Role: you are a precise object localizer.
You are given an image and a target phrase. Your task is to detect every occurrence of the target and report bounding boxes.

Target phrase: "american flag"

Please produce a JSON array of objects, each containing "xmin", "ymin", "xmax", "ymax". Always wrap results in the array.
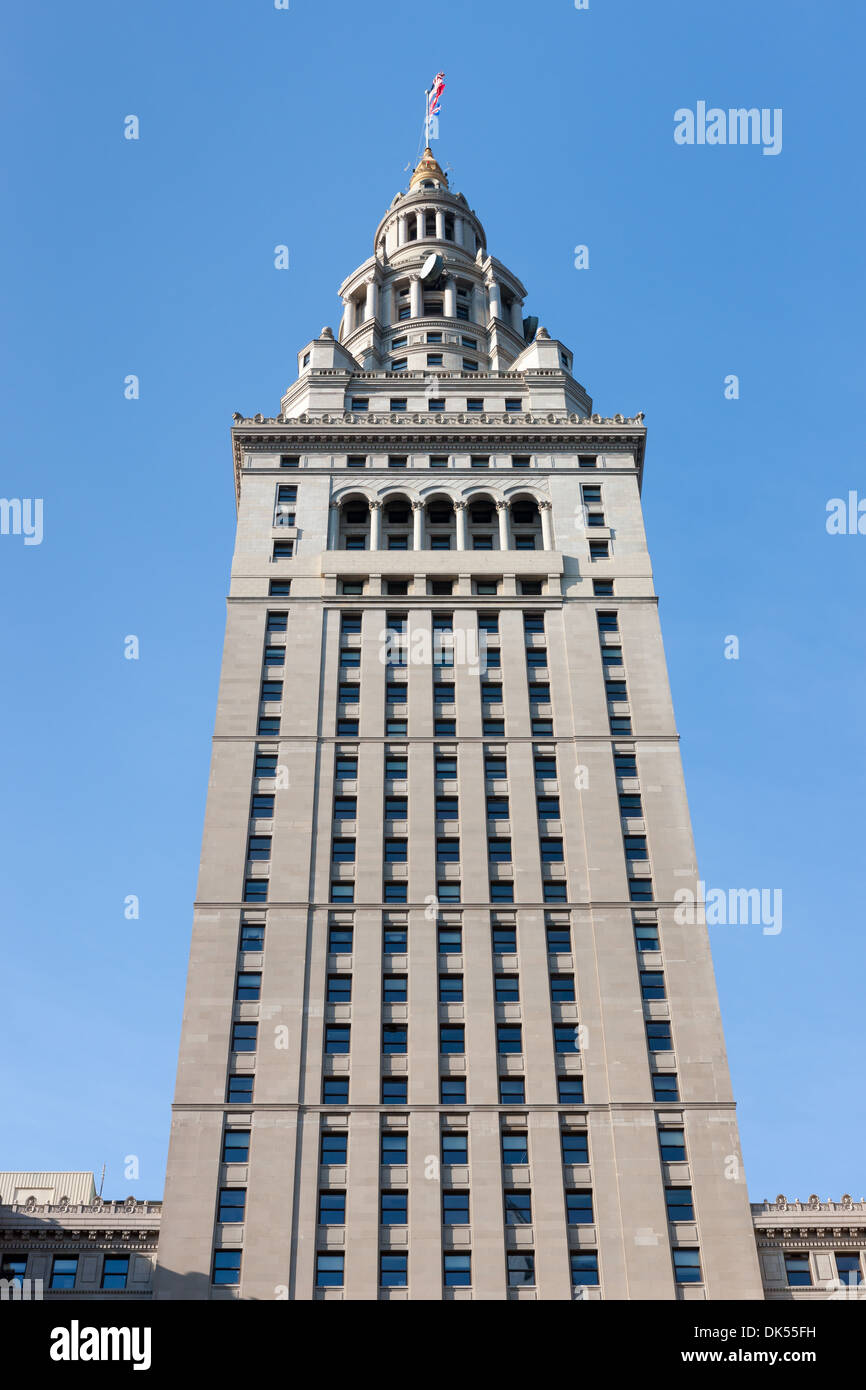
[{"xmin": 428, "ymin": 72, "xmax": 445, "ymax": 119}]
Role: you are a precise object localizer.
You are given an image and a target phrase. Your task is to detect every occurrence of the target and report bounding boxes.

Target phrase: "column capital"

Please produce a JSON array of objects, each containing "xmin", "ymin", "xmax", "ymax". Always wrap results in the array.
[
  {"xmin": 411, "ymin": 499, "xmax": 425, "ymax": 511},
  {"xmin": 453, "ymin": 499, "xmax": 467, "ymax": 510},
  {"xmin": 329, "ymin": 500, "xmax": 342, "ymax": 511},
  {"xmin": 368, "ymin": 498, "xmax": 382, "ymax": 510},
  {"xmin": 537, "ymin": 498, "xmax": 553, "ymax": 510},
  {"xmin": 495, "ymin": 499, "xmax": 509, "ymax": 511}
]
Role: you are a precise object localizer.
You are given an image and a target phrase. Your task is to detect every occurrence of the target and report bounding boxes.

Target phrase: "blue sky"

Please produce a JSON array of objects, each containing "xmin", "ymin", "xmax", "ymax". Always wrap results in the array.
[{"xmin": 0, "ymin": 0, "xmax": 862, "ymax": 1202}]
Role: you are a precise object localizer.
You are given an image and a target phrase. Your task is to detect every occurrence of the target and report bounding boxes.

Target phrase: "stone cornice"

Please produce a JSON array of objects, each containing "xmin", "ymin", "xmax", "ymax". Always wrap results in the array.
[{"xmin": 232, "ymin": 413, "xmax": 646, "ymax": 500}]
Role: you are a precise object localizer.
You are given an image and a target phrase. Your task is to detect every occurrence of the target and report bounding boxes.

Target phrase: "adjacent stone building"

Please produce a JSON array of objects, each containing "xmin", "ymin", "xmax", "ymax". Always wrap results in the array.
[{"xmin": 0, "ymin": 1173, "xmax": 160, "ymax": 1300}]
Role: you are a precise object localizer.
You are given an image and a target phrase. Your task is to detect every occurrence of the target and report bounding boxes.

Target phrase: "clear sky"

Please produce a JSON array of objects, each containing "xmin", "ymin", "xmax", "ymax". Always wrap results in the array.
[{"xmin": 1, "ymin": 0, "xmax": 863, "ymax": 1203}]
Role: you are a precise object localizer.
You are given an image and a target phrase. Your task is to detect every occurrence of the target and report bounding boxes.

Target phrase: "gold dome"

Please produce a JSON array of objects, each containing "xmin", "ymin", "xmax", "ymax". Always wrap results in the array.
[{"xmin": 410, "ymin": 147, "xmax": 449, "ymax": 191}]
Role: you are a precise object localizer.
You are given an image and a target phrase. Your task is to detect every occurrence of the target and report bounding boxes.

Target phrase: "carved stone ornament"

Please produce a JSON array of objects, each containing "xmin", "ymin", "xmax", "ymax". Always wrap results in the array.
[
  {"xmin": 124, "ymin": 1196, "xmax": 137, "ymax": 1213},
  {"xmin": 24, "ymin": 1196, "xmax": 37, "ymax": 1212},
  {"xmin": 775, "ymin": 1194, "xmax": 788, "ymax": 1210}
]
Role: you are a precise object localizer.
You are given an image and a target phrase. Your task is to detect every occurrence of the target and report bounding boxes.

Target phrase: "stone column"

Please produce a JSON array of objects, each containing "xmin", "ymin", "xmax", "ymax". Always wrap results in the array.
[
  {"xmin": 412, "ymin": 500, "xmax": 425, "ymax": 551},
  {"xmin": 454, "ymin": 500, "xmax": 467, "ymax": 551},
  {"xmin": 398, "ymin": 215, "xmax": 408, "ymax": 246},
  {"xmin": 328, "ymin": 502, "xmax": 340, "ymax": 550},
  {"xmin": 539, "ymin": 500, "xmax": 553, "ymax": 551},
  {"xmin": 410, "ymin": 275, "xmax": 423, "ymax": 319},
  {"xmin": 469, "ymin": 283, "xmax": 482, "ymax": 325},
  {"xmin": 415, "ymin": 210, "xmax": 424, "ymax": 240},
  {"xmin": 487, "ymin": 278, "xmax": 502, "ymax": 323},
  {"xmin": 369, "ymin": 501, "xmax": 382, "ymax": 551},
  {"xmin": 380, "ymin": 282, "xmax": 392, "ymax": 327},
  {"xmin": 342, "ymin": 297, "xmax": 356, "ymax": 335},
  {"xmin": 497, "ymin": 500, "xmax": 511, "ymax": 552},
  {"xmin": 435, "ymin": 209, "xmax": 445, "ymax": 240},
  {"xmin": 453, "ymin": 216, "xmax": 464, "ymax": 248},
  {"xmin": 443, "ymin": 276, "xmax": 456, "ymax": 319},
  {"xmin": 365, "ymin": 275, "xmax": 378, "ymax": 322},
  {"xmin": 510, "ymin": 298, "xmax": 524, "ymax": 334}
]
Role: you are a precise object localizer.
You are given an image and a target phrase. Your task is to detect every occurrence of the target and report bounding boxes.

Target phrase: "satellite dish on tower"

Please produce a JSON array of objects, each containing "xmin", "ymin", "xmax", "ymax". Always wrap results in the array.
[{"xmin": 420, "ymin": 253, "xmax": 443, "ymax": 283}]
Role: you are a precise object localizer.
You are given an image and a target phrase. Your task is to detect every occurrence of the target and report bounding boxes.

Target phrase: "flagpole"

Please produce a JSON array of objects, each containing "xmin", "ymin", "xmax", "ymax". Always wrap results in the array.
[{"xmin": 424, "ymin": 88, "xmax": 429, "ymax": 147}]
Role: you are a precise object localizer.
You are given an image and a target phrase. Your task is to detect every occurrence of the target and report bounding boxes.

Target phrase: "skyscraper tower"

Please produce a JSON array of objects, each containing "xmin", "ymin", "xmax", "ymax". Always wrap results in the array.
[{"xmin": 155, "ymin": 146, "xmax": 763, "ymax": 1301}]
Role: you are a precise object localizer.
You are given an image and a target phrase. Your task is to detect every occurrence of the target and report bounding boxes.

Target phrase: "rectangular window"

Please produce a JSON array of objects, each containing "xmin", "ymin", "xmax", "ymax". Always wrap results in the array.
[
  {"xmin": 427, "ymin": 353, "xmax": 443, "ymax": 366},
  {"xmin": 435, "ymin": 755, "xmax": 458, "ymax": 779},
  {"xmin": 554, "ymin": 1023, "xmax": 579, "ymax": 1052},
  {"xmin": 347, "ymin": 455, "xmax": 367, "ymax": 469},
  {"xmin": 383, "ymin": 881, "xmax": 408, "ymax": 902},
  {"xmin": 383, "ymin": 974, "xmax": 407, "ymax": 1002},
  {"xmin": 437, "ymin": 837, "xmax": 460, "ymax": 862},
  {"xmin": 505, "ymin": 400, "xmax": 523, "ymax": 413},
  {"xmin": 247, "ymin": 836, "xmax": 271, "ymax": 861},
  {"xmin": 507, "ymin": 1252, "xmax": 534, "ymax": 1288},
  {"xmin": 565, "ymin": 1190, "xmax": 594, "ymax": 1225},
  {"xmin": 389, "ymin": 399, "xmax": 407, "ymax": 412},
  {"xmin": 443, "ymin": 1191, "xmax": 470, "ymax": 1225},
  {"xmin": 504, "ymin": 1190, "xmax": 532, "ymax": 1225},
  {"xmin": 385, "ymin": 796, "xmax": 408, "ymax": 818},
  {"xmin": 390, "ymin": 358, "xmax": 408, "ymax": 372},
  {"xmin": 550, "ymin": 973, "xmax": 575, "ymax": 1002},
  {"xmin": 383, "ymin": 1024, "xmax": 408, "ymax": 1055},
  {"xmin": 647, "ymin": 1021, "xmax": 672, "ymax": 1052},
  {"xmin": 571, "ymin": 1252, "xmax": 599, "ymax": 1285},
  {"xmin": 466, "ymin": 397, "xmax": 483, "ymax": 411},
  {"xmin": 597, "ymin": 610, "xmax": 619, "ymax": 632},
  {"xmin": 217, "ymin": 1189, "xmax": 246, "ymax": 1225},
  {"xmin": 235, "ymin": 972, "xmax": 261, "ymax": 1001},
  {"xmin": 443, "ymin": 1253, "xmax": 472, "ymax": 1287},
  {"xmin": 383, "ymin": 923, "xmax": 407, "ymax": 953},
  {"xmin": 589, "ymin": 539, "xmax": 609, "ymax": 560},
  {"xmin": 223, "ymin": 1129, "xmax": 251, "ymax": 1163},
  {"xmin": 492, "ymin": 925, "xmax": 517, "ymax": 954},
  {"xmin": 382, "ymin": 1133, "xmax": 408, "ymax": 1165},
  {"xmin": 327, "ymin": 974, "xmax": 352, "ymax": 1003},
  {"xmin": 436, "ymin": 796, "xmax": 459, "ymax": 819},
  {"xmin": 546, "ymin": 924, "xmax": 571, "ymax": 953},
  {"xmin": 268, "ymin": 580, "xmax": 290, "ymax": 596},
  {"xmin": 441, "ymin": 1077, "xmax": 466, "ymax": 1103},
  {"xmin": 321, "ymin": 1132, "xmax": 348, "ymax": 1165},
  {"xmin": 330, "ymin": 881, "xmax": 354, "ymax": 902},
  {"xmin": 280, "ymin": 455, "xmax": 300, "ymax": 468},
  {"xmin": 227, "ymin": 1074, "xmax": 254, "ymax": 1104},
  {"xmin": 440, "ymin": 1025, "xmax": 465, "ymax": 1054},
  {"xmin": 499, "ymin": 1077, "xmax": 525, "ymax": 1103},
  {"xmin": 561, "ymin": 1131, "xmax": 589, "ymax": 1164},
  {"xmin": 487, "ymin": 797, "xmax": 509, "ymax": 820},
  {"xmin": 634, "ymin": 922, "xmax": 659, "ymax": 952},
  {"xmin": 382, "ymin": 1078, "xmax": 407, "ymax": 1107},
  {"xmin": 614, "ymin": 752, "xmax": 637, "ymax": 776},
  {"xmin": 497, "ymin": 1026, "xmax": 523, "ymax": 1055},
  {"xmin": 324, "ymin": 1025, "xmax": 351, "ymax": 1054},
  {"xmin": 384, "ymin": 838, "xmax": 408, "ymax": 863},
  {"xmin": 381, "ymin": 1191, "xmax": 408, "ymax": 1225},
  {"xmin": 388, "ymin": 455, "xmax": 408, "ymax": 469},
  {"xmin": 442, "ymin": 1132, "xmax": 468, "ymax": 1165},
  {"xmin": 502, "ymin": 1132, "xmax": 529, "ymax": 1165},
  {"xmin": 557, "ymin": 1077, "xmax": 584, "ymax": 1103},
  {"xmin": 50, "ymin": 1256, "xmax": 78, "ymax": 1290},
  {"xmin": 231, "ymin": 1023, "xmax": 258, "ymax": 1053},
  {"xmin": 673, "ymin": 1250, "xmax": 703, "ymax": 1285},
  {"xmin": 439, "ymin": 973, "xmax": 464, "ymax": 1002},
  {"xmin": 488, "ymin": 837, "xmax": 512, "ymax": 863},
  {"xmin": 266, "ymin": 611, "xmax": 288, "ymax": 633},
  {"xmin": 322, "ymin": 1077, "xmax": 349, "ymax": 1103},
  {"xmin": 629, "ymin": 879, "xmax": 654, "ymax": 902},
  {"xmin": 640, "ymin": 970, "xmax": 665, "ymax": 999},
  {"xmin": 494, "ymin": 974, "xmax": 520, "ymax": 1002},
  {"xmin": 659, "ymin": 1129, "xmax": 686, "ymax": 1162},
  {"xmin": 243, "ymin": 879, "xmax": 267, "ymax": 903},
  {"xmin": 212, "ymin": 1251, "xmax": 242, "ymax": 1286},
  {"xmin": 438, "ymin": 926, "xmax": 462, "ymax": 955},
  {"xmin": 665, "ymin": 1187, "xmax": 695, "ymax": 1223},
  {"xmin": 316, "ymin": 1253, "xmax": 344, "ymax": 1287},
  {"xmin": 652, "ymin": 1073, "xmax": 679, "ymax": 1102}
]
